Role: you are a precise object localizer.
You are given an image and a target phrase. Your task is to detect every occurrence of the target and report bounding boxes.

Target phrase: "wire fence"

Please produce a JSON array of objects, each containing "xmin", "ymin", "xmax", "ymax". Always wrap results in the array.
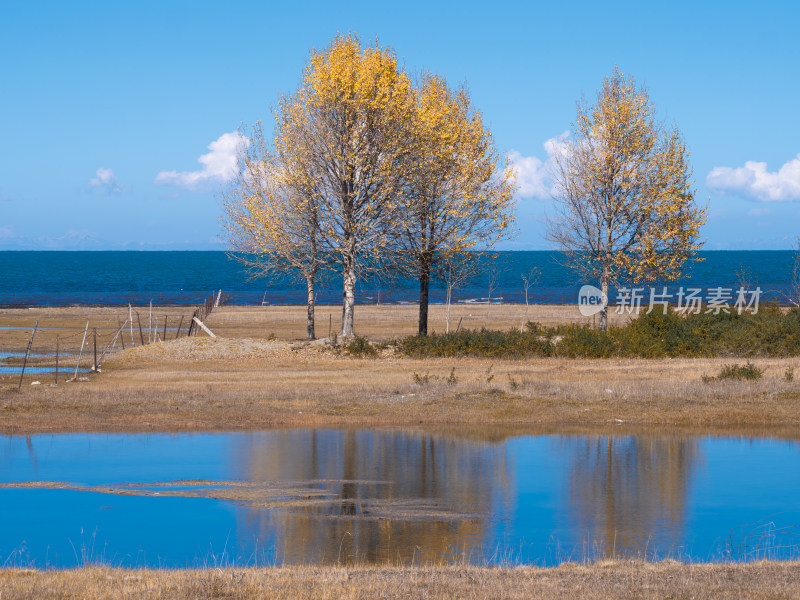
[{"xmin": 2, "ymin": 291, "xmax": 229, "ymax": 389}]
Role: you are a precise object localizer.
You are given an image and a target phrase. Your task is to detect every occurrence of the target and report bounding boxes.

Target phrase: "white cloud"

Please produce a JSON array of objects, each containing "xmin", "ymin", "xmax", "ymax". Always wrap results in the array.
[
  {"xmin": 89, "ymin": 168, "xmax": 121, "ymax": 193},
  {"xmin": 155, "ymin": 131, "xmax": 248, "ymax": 192},
  {"xmin": 706, "ymin": 153, "xmax": 800, "ymax": 202},
  {"xmin": 508, "ymin": 132, "xmax": 570, "ymax": 199}
]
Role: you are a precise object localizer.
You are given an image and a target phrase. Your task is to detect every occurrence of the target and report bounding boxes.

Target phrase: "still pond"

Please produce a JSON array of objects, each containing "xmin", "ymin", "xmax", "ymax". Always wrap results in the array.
[{"xmin": 1, "ymin": 429, "xmax": 798, "ymax": 567}]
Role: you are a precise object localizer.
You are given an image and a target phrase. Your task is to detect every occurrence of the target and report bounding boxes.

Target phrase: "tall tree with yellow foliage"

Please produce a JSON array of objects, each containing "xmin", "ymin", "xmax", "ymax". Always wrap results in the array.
[
  {"xmin": 547, "ymin": 67, "xmax": 706, "ymax": 330},
  {"xmin": 396, "ymin": 74, "xmax": 516, "ymax": 335},
  {"xmin": 275, "ymin": 34, "xmax": 414, "ymax": 338}
]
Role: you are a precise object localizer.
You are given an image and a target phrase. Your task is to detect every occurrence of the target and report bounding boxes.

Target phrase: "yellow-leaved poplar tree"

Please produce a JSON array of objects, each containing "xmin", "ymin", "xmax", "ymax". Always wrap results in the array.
[
  {"xmin": 276, "ymin": 34, "xmax": 414, "ymax": 338},
  {"xmin": 547, "ymin": 67, "xmax": 706, "ymax": 330},
  {"xmin": 396, "ymin": 74, "xmax": 516, "ymax": 335}
]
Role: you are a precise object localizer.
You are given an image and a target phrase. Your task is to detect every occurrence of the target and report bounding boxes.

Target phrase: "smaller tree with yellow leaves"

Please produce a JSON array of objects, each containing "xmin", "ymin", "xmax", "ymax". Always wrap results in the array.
[
  {"xmin": 221, "ymin": 122, "xmax": 323, "ymax": 339},
  {"xmin": 395, "ymin": 74, "xmax": 516, "ymax": 335},
  {"xmin": 547, "ymin": 67, "xmax": 706, "ymax": 330}
]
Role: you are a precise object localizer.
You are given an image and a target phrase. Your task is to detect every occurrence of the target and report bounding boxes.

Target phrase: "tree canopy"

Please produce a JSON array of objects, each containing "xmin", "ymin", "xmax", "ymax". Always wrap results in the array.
[
  {"xmin": 223, "ymin": 34, "xmax": 515, "ymax": 338},
  {"xmin": 547, "ymin": 67, "xmax": 706, "ymax": 330}
]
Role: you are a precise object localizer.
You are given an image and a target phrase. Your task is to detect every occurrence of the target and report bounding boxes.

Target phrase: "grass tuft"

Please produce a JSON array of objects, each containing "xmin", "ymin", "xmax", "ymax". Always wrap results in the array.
[{"xmin": 702, "ymin": 362, "xmax": 764, "ymax": 383}]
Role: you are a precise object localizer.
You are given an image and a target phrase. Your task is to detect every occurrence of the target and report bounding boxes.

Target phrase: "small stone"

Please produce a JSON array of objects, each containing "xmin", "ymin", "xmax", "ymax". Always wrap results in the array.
[{"xmin": 31, "ymin": 381, "xmax": 40, "ymax": 385}]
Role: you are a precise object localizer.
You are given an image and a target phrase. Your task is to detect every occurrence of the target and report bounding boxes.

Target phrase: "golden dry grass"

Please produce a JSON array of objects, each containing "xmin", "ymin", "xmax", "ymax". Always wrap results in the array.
[
  {"xmin": 0, "ymin": 303, "xmax": 625, "ymax": 352},
  {"xmin": 2, "ymin": 305, "xmax": 799, "ymax": 435},
  {"xmin": 2, "ymin": 561, "xmax": 800, "ymax": 599}
]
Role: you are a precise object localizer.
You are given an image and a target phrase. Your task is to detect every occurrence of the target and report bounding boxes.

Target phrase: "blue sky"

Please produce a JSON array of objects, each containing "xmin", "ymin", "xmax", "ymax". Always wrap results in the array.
[{"xmin": 1, "ymin": 0, "xmax": 798, "ymax": 250}]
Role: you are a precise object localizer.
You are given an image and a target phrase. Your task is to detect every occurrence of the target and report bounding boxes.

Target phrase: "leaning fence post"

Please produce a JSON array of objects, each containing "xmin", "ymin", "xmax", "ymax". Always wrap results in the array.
[
  {"xmin": 175, "ymin": 316, "xmax": 183, "ymax": 338},
  {"xmin": 93, "ymin": 328, "xmax": 97, "ymax": 371},
  {"xmin": 73, "ymin": 321, "xmax": 89, "ymax": 381},
  {"xmin": 17, "ymin": 320, "xmax": 38, "ymax": 392},
  {"xmin": 192, "ymin": 316, "xmax": 216, "ymax": 339},
  {"xmin": 99, "ymin": 321, "xmax": 125, "ymax": 366}
]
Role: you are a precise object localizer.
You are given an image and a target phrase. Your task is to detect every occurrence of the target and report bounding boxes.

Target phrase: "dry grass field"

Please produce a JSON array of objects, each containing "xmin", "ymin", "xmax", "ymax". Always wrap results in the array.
[
  {"xmin": 1, "ymin": 304, "xmax": 799, "ymax": 435},
  {"xmin": 2, "ymin": 561, "xmax": 800, "ymax": 599}
]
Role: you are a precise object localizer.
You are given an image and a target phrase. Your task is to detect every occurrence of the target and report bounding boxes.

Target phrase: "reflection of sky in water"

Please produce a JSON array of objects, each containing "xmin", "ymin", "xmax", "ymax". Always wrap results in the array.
[
  {"xmin": 1, "ymin": 431, "xmax": 799, "ymax": 567},
  {"xmin": 0, "ymin": 353, "xmax": 89, "ymax": 374}
]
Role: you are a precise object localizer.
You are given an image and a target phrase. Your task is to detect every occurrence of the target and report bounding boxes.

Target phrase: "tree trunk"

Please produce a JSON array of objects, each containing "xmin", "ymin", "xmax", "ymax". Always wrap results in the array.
[
  {"xmin": 445, "ymin": 284, "xmax": 453, "ymax": 334},
  {"xmin": 599, "ymin": 267, "xmax": 609, "ymax": 331},
  {"xmin": 341, "ymin": 262, "xmax": 356, "ymax": 338},
  {"xmin": 417, "ymin": 254, "xmax": 432, "ymax": 336},
  {"xmin": 306, "ymin": 275, "xmax": 316, "ymax": 340}
]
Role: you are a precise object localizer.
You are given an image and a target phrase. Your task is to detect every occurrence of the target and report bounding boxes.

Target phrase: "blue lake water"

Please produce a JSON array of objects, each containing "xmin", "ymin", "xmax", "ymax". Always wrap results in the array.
[
  {"xmin": 0, "ymin": 353, "xmax": 88, "ymax": 375},
  {"xmin": 0, "ymin": 250, "xmax": 795, "ymax": 306},
  {"xmin": 1, "ymin": 429, "xmax": 799, "ymax": 568}
]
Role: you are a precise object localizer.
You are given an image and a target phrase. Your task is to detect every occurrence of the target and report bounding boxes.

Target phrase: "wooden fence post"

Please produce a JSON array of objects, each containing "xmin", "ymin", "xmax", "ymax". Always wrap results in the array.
[
  {"xmin": 175, "ymin": 316, "xmax": 183, "ymax": 338},
  {"xmin": 17, "ymin": 320, "xmax": 38, "ymax": 392},
  {"xmin": 55, "ymin": 334, "xmax": 59, "ymax": 384},
  {"xmin": 93, "ymin": 328, "xmax": 97, "ymax": 371},
  {"xmin": 192, "ymin": 317, "xmax": 217, "ymax": 339},
  {"xmin": 129, "ymin": 304, "xmax": 135, "ymax": 347},
  {"xmin": 136, "ymin": 312, "xmax": 145, "ymax": 345},
  {"xmin": 74, "ymin": 321, "xmax": 89, "ymax": 380}
]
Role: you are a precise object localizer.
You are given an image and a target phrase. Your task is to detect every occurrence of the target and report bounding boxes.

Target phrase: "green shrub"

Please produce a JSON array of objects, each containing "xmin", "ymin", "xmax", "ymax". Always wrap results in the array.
[
  {"xmin": 557, "ymin": 325, "xmax": 616, "ymax": 358},
  {"xmin": 344, "ymin": 335, "xmax": 378, "ymax": 357},
  {"xmin": 615, "ymin": 310, "xmax": 697, "ymax": 357},
  {"xmin": 398, "ymin": 307, "xmax": 800, "ymax": 360},
  {"xmin": 399, "ymin": 328, "xmax": 553, "ymax": 359}
]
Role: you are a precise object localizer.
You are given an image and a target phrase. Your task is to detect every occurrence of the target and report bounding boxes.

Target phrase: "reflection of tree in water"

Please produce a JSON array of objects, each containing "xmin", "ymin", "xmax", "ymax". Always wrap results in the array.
[
  {"xmin": 561, "ymin": 435, "xmax": 697, "ymax": 559},
  {"xmin": 232, "ymin": 429, "xmax": 513, "ymax": 564}
]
